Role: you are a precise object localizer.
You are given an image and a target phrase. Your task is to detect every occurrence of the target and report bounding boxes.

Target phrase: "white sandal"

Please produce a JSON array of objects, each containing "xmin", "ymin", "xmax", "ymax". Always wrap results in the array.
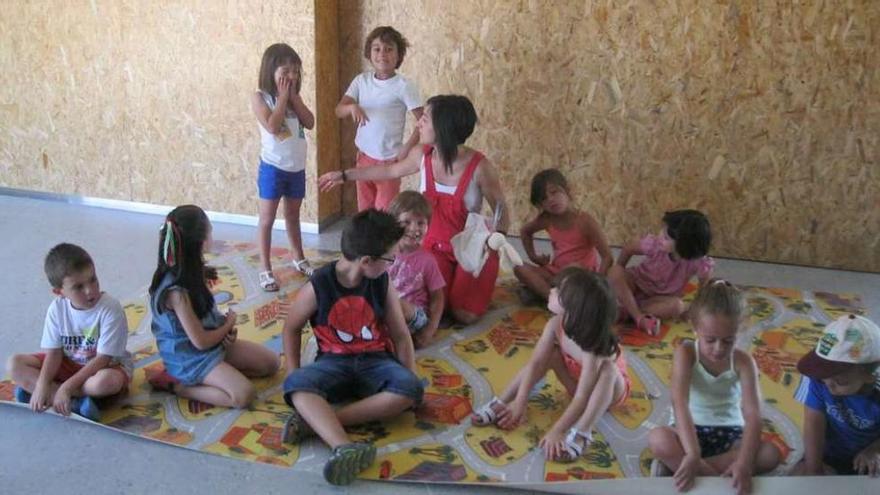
[
  {"xmin": 259, "ymin": 270, "xmax": 279, "ymax": 292},
  {"xmin": 471, "ymin": 396, "xmax": 505, "ymax": 426},
  {"xmin": 292, "ymin": 258, "xmax": 314, "ymax": 277},
  {"xmin": 555, "ymin": 428, "xmax": 593, "ymax": 463}
]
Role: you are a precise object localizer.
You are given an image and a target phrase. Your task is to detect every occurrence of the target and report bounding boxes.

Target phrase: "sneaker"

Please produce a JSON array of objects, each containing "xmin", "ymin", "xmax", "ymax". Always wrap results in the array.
[
  {"xmin": 72, "ymin": 396, "xmax": 101, "ymax": 422},
  {"xmin": 323, "ymin": 442, "xmax": 377, "ymax": 486},
  {"xmin": 13, "ymin": 386, "xmax": 31, "ymax": 404}
]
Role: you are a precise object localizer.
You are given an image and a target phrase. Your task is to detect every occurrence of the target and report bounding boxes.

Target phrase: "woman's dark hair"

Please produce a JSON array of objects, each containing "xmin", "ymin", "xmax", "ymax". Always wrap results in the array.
[
  {"xmin": 663, "ymin": 209, "xmax": 712, "ymax": 260},
  {"xmin": 426, "ymin": 95, "xmax": 477, "ymax": 174},
  {"xmin": 364, "ymin": 26, "xmax": 409, "ymax": 69},
  {"xmin": 258, "ymin": 43, "xmax": 302, "ymax": 96},
  {"xmin": 340, "ymin": 209, "xmax": 405, "ymax": 261},
  {"xmin": 556, "ymin": 267, "xmax": 619, "ymax": 357},
  {"xmin": 529, "ymin": 168, "xmax": 570, "ymax": 207},
  {"xmin": 149, "ymin": 205, "xmax": 215, "ymax": 318}
]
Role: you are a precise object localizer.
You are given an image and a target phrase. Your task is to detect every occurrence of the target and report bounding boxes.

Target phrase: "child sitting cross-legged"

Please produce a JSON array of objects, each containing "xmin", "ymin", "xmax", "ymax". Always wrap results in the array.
[{"xmin": 280, "ymin": 209, "xmax": 424, "ymax": 486}]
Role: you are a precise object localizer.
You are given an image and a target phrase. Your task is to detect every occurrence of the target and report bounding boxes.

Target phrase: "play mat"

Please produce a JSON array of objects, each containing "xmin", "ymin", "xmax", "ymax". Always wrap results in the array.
[{"xmin": 0, "ymin": 241, "xmax": 867, "ymax": 486}]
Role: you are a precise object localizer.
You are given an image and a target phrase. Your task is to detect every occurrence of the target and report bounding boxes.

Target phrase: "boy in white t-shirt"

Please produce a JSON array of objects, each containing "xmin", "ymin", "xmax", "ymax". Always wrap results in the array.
[
  {"xmin": 6, "ymin": 243, "xmax": 132, "ymax": 421},
  {"xmin": 336, "ymin": 26, "xmax": 424, "ymax": 211}
]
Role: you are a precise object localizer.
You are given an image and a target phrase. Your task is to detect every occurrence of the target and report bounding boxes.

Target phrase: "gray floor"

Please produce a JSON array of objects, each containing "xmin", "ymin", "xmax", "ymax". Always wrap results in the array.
[{"xmin": 0, "ymin": 195, "xmax": 877, "ymax": 494}]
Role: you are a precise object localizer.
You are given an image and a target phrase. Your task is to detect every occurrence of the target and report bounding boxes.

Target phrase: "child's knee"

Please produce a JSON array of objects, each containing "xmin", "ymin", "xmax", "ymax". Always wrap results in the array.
[
  {"xmin": 648, "ymin": 427, "xmax": 676, "ymax": 455},
  {"xmin": 7, "ymin": 354, "xmax": 32, "ymax": 376},
  {"xmin": 757, "ymin": 442, "xmax": 782, "ymax": 472},
  {"xmin": 451, "ymin": 308, "xmax": 479, "ymax": 325},
  {"xmin": 672, "ymin": 299, "xmax": 687, "ymax": 318},
  {"xmin": 230, "ymin": 383, "xmax": 257, "ymax": 409}
]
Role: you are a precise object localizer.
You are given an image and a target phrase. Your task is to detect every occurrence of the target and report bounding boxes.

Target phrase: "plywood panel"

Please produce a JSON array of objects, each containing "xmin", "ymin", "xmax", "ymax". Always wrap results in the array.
[
  {"xmin": 1, "ymin": 0, "xmax": 320, "ymax": 223},
  {"xmin": 338, "ymin": 0, "xmax": 880, "ymax": 272}
]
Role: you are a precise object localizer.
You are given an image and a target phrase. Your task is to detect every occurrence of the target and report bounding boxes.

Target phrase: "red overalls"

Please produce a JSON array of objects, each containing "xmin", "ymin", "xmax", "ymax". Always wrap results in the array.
[{"xmin": 421, "ymin": 147, "xmax": 500, "ymax": 317}]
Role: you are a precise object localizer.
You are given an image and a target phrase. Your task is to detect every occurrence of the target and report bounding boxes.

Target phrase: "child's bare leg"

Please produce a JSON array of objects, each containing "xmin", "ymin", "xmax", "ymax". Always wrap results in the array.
[
  {"xmin": 224, "ymin": 339, "xmax": 279, "ymax": 378},
  {"xmin": 334, "ymin": 391, "xmax": 415, "ymax": 426},
  {"xmin": 642, "ymin": 296, "xmax": 686, "ymax": 321},
  {"xmin": 81, "ymin": 368, "xmax": 127, "ymax": 398},
  {"xmin": 704, "ymin": 441, "xmax": 781, "ymax": 474},
  {"xmin": 282, "ymin": 197, "xmax": 305, "ymax": 261},
  {"xmin": 648, "ymin": 426, "xmax": 719, "ymax": 474},
  {"xmin": 292, "ymin": 391, "xmax": 351, "ymax": 448},
  {"xmin": 258, "ymin": 198, "xmax": 281, "ymax": 272},
  {"xmin": 570, "ymin": 359, "xmax": 625, "ymax": 434},
  {"xmin": 513, "ymin": 265, "xmax": 554, "ymax": 299},
  {"xmin": 176, "ymin": 362, "xmax": 256, "ymax": 408},
  {"xmin": 607, "ymin": 265, "xmax": 644, "ymax": 321},
  {"xmin": 7, "ymin": 354, "xmax": 50, "ymax": 393}
]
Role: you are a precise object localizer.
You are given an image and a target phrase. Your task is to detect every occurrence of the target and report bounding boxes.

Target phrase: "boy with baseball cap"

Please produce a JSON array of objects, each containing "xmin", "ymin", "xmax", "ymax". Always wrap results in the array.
[{"xmin": 793, "ymin": 314, "xmax": 880, "ymax": 476}]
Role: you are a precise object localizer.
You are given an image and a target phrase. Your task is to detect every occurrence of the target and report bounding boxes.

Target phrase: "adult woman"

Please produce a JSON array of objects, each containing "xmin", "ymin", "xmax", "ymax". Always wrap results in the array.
[{"xmin": 320, "ymin": 95, "xmax": 510, "ymax": 324}]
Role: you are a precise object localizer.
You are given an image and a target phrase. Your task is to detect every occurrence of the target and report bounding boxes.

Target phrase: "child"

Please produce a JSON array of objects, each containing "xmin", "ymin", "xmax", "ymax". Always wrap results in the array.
[
  {"xmin": 7, "ymin": 243, "xmax": 132, "ymax": 421},
  {"xmin": 280, "ymin": 209, "xmax": 423, "ymax": 485},
  {"xmin": 251, "ymin": 43, "xmax": 316, "ymax": 291},
  {"xmin": 648, "ymin": 280, "xmax": 780, "ymax": 494},
  {"xmin": 335, "ymin": 26, "xmax": 423, "ymax": 211},
  {"xmin": 608, "ymin": 209, "xmax": 715, "ymax": 335},
  {"xmin": 792, "ymin": 314, "xmax": 880, "ymax": 476},
  {"xmin": 515, "ymin": 169, "xmax": 613, "ymax": 300},
  {"xmin": 387, "ymin": 191, "xmax": 445, "ymax": 348},
  {"xmin": 471, "ymin": 267, "xmax": 631, "ymax": 463},
  {"xmin": 148, "ymin": 205, "xmax": 279, "ymax": 408}
]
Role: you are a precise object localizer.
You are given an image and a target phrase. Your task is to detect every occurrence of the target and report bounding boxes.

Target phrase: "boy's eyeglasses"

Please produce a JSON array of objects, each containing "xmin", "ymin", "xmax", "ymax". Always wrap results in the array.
[{"xmin": 376, "ymin": 256, "xmax": 396, "ymax": 264}]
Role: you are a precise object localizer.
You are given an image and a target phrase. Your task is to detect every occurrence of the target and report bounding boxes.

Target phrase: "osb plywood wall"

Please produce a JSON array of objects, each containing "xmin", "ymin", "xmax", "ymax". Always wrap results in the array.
[
  {"xmin": 0, "ymin": 1, "xmax": 322, "ymax": 223},
  {"xmin": 338, "ymin": 0, "xmax": 880, "ymax": 272}
]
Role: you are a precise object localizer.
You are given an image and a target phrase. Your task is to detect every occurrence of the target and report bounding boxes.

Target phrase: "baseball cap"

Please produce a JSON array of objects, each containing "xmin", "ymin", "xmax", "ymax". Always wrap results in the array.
[{"xmin": 797, "ymin": 314, "xmax": 880, "ymax": 379}]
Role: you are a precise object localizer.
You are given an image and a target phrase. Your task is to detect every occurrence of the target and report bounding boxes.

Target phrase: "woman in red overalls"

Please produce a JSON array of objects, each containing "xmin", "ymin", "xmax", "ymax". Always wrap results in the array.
[{"xmin": 319, "ymin": 95, "xmax": 510, "ymax": 324}]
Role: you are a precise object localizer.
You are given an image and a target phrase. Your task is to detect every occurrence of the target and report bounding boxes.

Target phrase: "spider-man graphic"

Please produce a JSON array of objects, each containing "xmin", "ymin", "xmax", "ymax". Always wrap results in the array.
[{"xmin": 313, "ymin": 295, "xmax": 389, "ymax": 354}]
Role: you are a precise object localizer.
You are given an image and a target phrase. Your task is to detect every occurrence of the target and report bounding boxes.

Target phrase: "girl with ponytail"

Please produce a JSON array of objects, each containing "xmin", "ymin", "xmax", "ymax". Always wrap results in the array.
[{"xmin": 148, "ymin": 205, "xmax": 278, "ymax": 408}]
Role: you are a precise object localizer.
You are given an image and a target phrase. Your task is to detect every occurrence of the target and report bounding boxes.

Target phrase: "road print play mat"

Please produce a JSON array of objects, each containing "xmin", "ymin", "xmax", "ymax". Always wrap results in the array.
[{"xmin": 0, "ymin": 241, "xmax": 866, "ymax": 485}]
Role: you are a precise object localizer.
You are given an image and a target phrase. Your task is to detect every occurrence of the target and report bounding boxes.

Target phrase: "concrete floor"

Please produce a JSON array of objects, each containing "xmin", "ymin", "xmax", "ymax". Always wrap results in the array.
[{"xmin": 0, "ymin": 194, "xmax": 877, "ymax": 494}]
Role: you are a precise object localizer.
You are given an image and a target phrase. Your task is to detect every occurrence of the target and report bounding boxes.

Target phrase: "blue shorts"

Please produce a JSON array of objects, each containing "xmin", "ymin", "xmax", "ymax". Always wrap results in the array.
[
  {"xmin": 407, "ymin": 306, "xmax": 429, "ymax": 333},
  {"xmin": 695, "ymin": 425, "xmax": 743, "ymax": 458},
  {"xmin": 283, "ymin": 352, "xmax": 424, "ymax": 406},
  {"xmin": 257, "ymin": 161, "xmax": 305, "ymax": 200}
]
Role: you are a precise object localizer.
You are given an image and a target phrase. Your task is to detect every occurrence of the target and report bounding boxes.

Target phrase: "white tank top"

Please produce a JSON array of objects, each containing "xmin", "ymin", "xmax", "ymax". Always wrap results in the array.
[
  {"xmin": 688, "ymin": 340, "xmax": 744, "ymax": 426},
  {"xmin": 257, "ymin": 91, "xmax": 307, "ymax": 172},
  {"xmin": 418, "ymin": 154, "xmax": 483, "ymax": 212}
]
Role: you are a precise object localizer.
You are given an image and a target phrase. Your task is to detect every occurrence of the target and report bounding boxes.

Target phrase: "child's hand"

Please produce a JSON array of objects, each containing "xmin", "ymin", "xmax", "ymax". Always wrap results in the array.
[
  {"xmin": 277, "ymin": 77, "xmax": 291, "ymax": 103},
  {"xmin": 538, "ymin": 428, "xmax": 566, "ymax": 460},
  {"xmin": 52, "ymin": 385, "xmax": 73, "ymax": 416},
  {"xmin": 673, "ymin": 453, "xmax": 699, "ymax": 492},
  {"xmin": 531, "ymin": 253, "xmax": 551, "ymax": 266},
  {"xmin": 349, "ymin": 104, "xmax": 369, "ymax": 126},
  {"xmin": 222, "ymin": 327, "xmax": 238, "ymax": 348},
  {"xmin": 29, "ymin": 383, "xmax": 51, "ymax": 413},
  {"xmin": 224, "ymin": 310, "xmax": 238, "ymax": 330},
  {"xmin": 854, "ymin": 444, "xmax": 880, "ymax": 477},
  {"xmin": 723, "ymin": 459, "xmax": 753, "ymax": 495}
]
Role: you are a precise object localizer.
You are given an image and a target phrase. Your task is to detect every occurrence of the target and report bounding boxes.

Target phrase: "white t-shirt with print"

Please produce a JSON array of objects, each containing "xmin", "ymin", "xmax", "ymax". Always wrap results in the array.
[
  {"xmin": 345, "ymin": 71, "xmax": 422, "ymax": 160},
  {"xmin": 40, "ymin": 293, "xmax": 133, "ymax": 375}
]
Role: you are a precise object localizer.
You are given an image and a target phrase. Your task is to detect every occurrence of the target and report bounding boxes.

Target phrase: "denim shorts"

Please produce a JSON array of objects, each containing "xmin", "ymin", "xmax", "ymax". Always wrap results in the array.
[
  {"xmin": 283, "ymin": 352, "xmax": 424, "ymax": 406},
  {"xmin": 695, "ymin": 425, "xmax": 743, "ymax": 458},
  {"xmin": 257, "ymin": 161, "xmax": 305, "ymax": 200},
  {"xmin": 407, "ymin": 306, "xmax": 429, "ymax": 333}
]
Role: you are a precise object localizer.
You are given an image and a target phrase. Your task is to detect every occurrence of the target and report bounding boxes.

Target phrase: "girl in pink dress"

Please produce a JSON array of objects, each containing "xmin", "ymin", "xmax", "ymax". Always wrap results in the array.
[
  {"xmin": 515, "ymin": 169, "xmax": 613, "ymax": 300},
  {"xmin": 608, "ymin": 210, "xmax": 715, "ymax": 335}
]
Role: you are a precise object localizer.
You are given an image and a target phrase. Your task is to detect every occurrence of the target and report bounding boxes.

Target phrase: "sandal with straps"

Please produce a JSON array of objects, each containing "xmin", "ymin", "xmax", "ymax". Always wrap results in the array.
[
  {"xmin": 259, "ymin": 270, "xmax": 279, "ymax": 292},
  {"xmin": 637, "ymin": 314, "xmax": 661, "ymax": 336},
  {"xmin": 292, "ymin": 258, "xmax": 314, "ymax": 277},
  {"xmin": 554, "ymin": 427, "xmax": 593, "ymax": 463},
  {"xmin": 470, "ymin": 396, "xmax": 506, "ymax": 427}
]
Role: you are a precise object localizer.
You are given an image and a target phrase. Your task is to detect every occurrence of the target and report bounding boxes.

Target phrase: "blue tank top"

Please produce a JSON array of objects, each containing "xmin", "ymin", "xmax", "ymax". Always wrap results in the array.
[{"xmin": 150, "ymin": 272, "xmax": 226, "ymax": 386}]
